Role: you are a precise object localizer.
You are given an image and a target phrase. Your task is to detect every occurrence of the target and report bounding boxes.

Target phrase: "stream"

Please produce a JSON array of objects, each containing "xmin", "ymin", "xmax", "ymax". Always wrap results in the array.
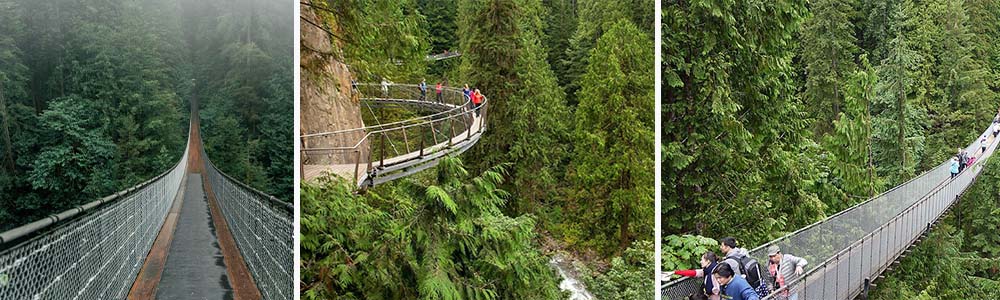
[{"xmin": 549, "ymin": 254, "xmax": 595, "ymax": 300}]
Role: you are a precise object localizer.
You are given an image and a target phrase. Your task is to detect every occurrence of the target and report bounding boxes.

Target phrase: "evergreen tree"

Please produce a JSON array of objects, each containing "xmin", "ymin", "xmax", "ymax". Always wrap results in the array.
[
  {"xmin": 801, "ymin": 0, "xmax": 860, "ymax": 135},
  {"xmin": 825, "ymin": 55, "xmax": 882, "ymax": 206},
  {"xmin": 872, "ymin": 0, "xmax": 926, "ymax": 184},
  {"xmin": 570, "ymin": 20, "xmax": 653, "ymax": 251},
  {"xmin": 300, "ymin": 157, "xmax": 562, "ymax": 299}
]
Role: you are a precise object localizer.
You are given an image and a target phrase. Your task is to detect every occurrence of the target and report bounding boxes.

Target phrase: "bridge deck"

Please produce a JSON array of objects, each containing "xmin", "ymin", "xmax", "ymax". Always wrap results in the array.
[
  {"xmin": 303, "ymin": 108, "xmax": 483, "ymax": 184},
  {"xmin": 156, "ymin": 173, "xmax": 234, "ymax": 299}
]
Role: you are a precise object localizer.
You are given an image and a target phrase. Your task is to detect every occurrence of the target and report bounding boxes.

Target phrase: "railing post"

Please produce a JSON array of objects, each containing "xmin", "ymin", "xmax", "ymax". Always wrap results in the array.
[
  {"xmin": 465, "ymin": 109, "xmax": 472, "ymax": 141},
  {"xmin": 380, "ymin": 133, "xmax": 386, "ymax": 168},
  {"xmin": 431, "ymin": 120, "xmax": 439, "ymax": 145},
  {"xmin": 862, "ymin": 278, "xmax": 871, "ymax": 300},
  {"xmin": 353, "ymin": 150, "xmax": 361, "ymax": 184},
  {"xmin": 449, "ymin": 117, "xmax": 456, "ymax": 148},
  {"xmin": 402, "ymin": 128, "xmax": 411, "ymax": 153},
  {"xmin": 419, "ymin": 124, "xmax": 426, "ymax": 157}
]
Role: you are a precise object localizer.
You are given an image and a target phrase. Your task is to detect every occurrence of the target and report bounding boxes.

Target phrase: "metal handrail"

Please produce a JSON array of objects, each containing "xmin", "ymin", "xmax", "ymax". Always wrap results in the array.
[
  {"xmin": 661, "ymin": 116, "xmax": 999, "ymax": 299},
  {"xmin": 301, "ymin": 83, "xmax": 482, "ymax": 138},
  {"xmin": 0, "ymin": 122, "xmax": 193, "ymax": 246},
  {"xmin": 300, "ymin": 82, "xmax": 489, "ymax": 187}
]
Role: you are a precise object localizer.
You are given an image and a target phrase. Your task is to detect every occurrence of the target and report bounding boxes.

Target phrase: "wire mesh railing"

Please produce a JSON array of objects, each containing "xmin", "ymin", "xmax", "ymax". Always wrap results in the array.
[
  {"xmin": 202, "ymin": 146, "xmax": 293, "ymax": 300},
  {"xmin": 661, "ymin": 120, "xmax": 999, "ymax": 300},
  {"xmin": 300, "ymin": 83, "xmax": 488, "ymax": 187},
  {"xmin": 0, "ymin": 128, "xmax": 190, "ymax": 300}
]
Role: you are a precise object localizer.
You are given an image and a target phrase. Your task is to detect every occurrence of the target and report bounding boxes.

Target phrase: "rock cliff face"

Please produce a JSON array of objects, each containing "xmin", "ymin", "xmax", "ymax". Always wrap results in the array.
[{"xmin": 299, "ymin": 1, "xmax": 366, "ymax": 165}]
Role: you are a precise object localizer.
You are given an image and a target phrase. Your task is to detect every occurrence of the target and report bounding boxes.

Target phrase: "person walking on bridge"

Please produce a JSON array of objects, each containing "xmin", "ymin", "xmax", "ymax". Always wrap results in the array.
[
  {"xmin": 663, "ymin": 251, "xmax": 723, "ymax": 300},
  {"xmin": 713, "ymin": 263, "xmax": 759, "ymax": 300},
  {"xmin": 981, "ymin": 135, "xmax": 988, "ymax": 154},
  {"xmin": 419, "ymin": 79, "xmax": 428, "ymax": 100},
  {"xmin": 951, "ymin": 156, "xmax": 960, "ymax": 179},
  {"xmin": 381, "ymin": 78, "xmax": 390, "ymax": 98},
  {"xmin": 766, "ymin": 245, "xmax": 807, "ymax": 300},
  {"xmin": 436, "ymin": 82, "xmax": 443, "ymax": 103},
  {"xmin": 958, "ymin": 148, "xmax": 969, "ymax": 172},
  {"xmin": 472, "ymin": 89, "xmax": 483, "ymax": 116}
]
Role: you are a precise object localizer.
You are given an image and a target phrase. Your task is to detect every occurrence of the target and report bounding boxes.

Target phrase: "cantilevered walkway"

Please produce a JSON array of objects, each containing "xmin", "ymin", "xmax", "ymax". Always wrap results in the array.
[{"xmin": 301, "ymin": 83, "xmax": 487, "ymax": 188}]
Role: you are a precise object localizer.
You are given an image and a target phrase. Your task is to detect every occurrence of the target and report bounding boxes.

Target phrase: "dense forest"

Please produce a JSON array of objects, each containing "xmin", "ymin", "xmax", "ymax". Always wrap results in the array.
[
  {"xmin": 0, "ymin": 0, "xmax": 291, "ymax": 232},
  {"xmin": 300, "ymin": 0, "xmax": 654, "ymax": 299},
  {"xmin": 663, "ymin": 0, "xmax": 1000, "ymax": 296}
]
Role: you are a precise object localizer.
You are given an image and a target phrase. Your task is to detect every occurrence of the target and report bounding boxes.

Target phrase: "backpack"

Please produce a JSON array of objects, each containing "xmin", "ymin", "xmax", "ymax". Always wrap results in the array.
[{"xmin": 728, "ymin": 256, "xmax": 770, "ymax": 297}]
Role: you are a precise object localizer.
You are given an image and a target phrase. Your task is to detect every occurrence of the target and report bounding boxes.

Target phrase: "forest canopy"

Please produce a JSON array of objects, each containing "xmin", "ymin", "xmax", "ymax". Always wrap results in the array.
[
  {"xmin": 0, "ymin": 0, "xmax": 292, "ymax": 231},
  {"xmin": 300, "ymin": 0, "xmax": 654, "ymax": 298}
]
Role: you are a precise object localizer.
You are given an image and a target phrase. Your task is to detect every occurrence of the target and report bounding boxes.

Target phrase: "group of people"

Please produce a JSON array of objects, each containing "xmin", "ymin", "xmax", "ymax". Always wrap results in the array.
[
  {"xmin": 664, "ymin": 237, "xmax": 808, "ymax": 300},
  {"xmin": 420, "ymin": 79, "xmax": 484, "ymax": 115},
  {"xmin": 418, "ymin": 78, "xmax": 446, "ymax": 102}
]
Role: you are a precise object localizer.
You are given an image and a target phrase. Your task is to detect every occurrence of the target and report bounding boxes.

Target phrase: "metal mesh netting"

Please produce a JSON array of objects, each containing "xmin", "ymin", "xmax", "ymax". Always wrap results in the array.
[
  {"xmin": 202, "ymin": 147, "xmax": 293, "ymax": 300},
  {"xmin": 662, "ymin": 122, "xmax": 998, "ymax": 300},
  {"xmin": 0, "ymin": 135, "xmax": 190, "ymax": 300}
]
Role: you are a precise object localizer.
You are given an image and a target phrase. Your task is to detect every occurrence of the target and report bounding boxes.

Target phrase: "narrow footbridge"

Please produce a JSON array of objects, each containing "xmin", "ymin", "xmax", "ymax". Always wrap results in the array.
[
  {"xmin": 300, "ymin": 83, "xmax": 487, "ymax": 188},
  {"xmin": 426, "ymin": 51, "xmax": 461, "ymax": 61},
  {"xmin": 0, "ymin": 102, "xmax": 293, "ymax": 299},
  {"xmin": 661, "ymin": 118, "xmax": 1000, "ymax": 300}
]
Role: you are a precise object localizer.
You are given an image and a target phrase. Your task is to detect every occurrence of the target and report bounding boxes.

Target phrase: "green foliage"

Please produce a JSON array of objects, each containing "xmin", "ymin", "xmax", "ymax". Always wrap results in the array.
[
  {"xmin": 581, "ymin": 240, "xmax": 654, "ymax": 300},
  {"xmin": 316, "ymin": 0, "xmax": 429, "ymax": 81},
  {"xmin": 801, "ymin": 0, "xmax": 859, "ymax": 135},
  {"xmin": 569, "ymin": 20, "xmax": 653, "ymax": 252},
  {"xmin": 300, "ymin": 157, "xmax": 561, "ymax": 299},
  {"xmin": 0, "ymin": 0, "xmax": 190, "ymax": 231},
  {"xmin": 663, "ymin": 0, "xmax": 828, "ymax": 246},
  {"xmin": 824, "ymin": 55, "xmax": 883, "ymax": 206},
  {"xmin": 660, "ymin": 235, "xmax": 718, "ymax": 272},
  {"xmin": 184, "ymin": 0, "xmax": 293, "ymax": 201}
]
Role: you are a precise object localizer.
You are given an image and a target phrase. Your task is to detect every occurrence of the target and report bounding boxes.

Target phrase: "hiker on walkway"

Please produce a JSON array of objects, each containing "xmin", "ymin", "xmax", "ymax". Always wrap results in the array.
[
  {"xmin": 982, "ymin": 135, "xmax": 988, "ymax": 154},
  {"xmin": 663, "ymin": 251, "xmax": 723, "ymax": 300},
  {"xmin": 766, "ymin": 245, "xmax": 807, "ymax": 300},
  {"xmin": 381, "ymin": 78, "xmax": 390, "ymax": 98},
  {"xmin": 969, "ymin": 155, "xmax": 977, "ymax": 166},
  {"xmin": 419, "ymin": 79, "xmax": 428, "ymax": 100},
  {"xmin": 472, "ymin": 89, "xmax": 483, "ymax": 116},
  {"xmin": 436, "ymin": 82, "xmax": 443, "ymax": 102},
  {"xmin": 719, "ymin": 237, "xmax": 769, "ymax": 297},
  {"xmin": 719, "ymin": 237, "xmax": 747, "ymax": 277},
  {"xmin": 951, "ymin": 157, "xmax": 960, "ymax": 179},
  {"xmin": 993, "ymin": 122, "xmax": 999, "ymax": 137},
  {"xmin": 958, "ymin": 148, "xmax": 968, "ymax": 172},
  {"xmin": 713, "ymin": 263, "xmax": 759, "ymax": 300}
]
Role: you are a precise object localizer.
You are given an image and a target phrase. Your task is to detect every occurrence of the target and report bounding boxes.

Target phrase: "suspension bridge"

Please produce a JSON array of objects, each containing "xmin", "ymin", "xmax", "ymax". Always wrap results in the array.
[
  {"xmin": 0, "ymin": 98, "xmax": 293, "ymax": 299},
  {"xmin": 426, "ymin": 51, "xmax": 462, "ymax": 61},
  {"xmin": 300, "ymin": 83, "xmax": 487, "ymax": 188},
  {"xmin": 661, "ymin": 118, "xmax": 1000, "ymax": 299}
]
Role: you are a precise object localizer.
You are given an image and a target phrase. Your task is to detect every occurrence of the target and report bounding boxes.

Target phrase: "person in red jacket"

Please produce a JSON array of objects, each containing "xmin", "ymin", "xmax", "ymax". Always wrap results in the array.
[
  {"xmin": 472, "ymin": 89, "xmax": 483, "ymax": 116},
  {"xmin": 435, "ymin": 82, "xmax": 443, "ymax": 102},
  {"xmin": 664, "ymin": 251, "xmax": 722, "ymax": 300}
]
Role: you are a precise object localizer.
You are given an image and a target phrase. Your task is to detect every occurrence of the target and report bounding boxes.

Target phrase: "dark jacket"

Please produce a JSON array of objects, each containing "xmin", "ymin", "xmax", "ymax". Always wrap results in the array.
[
  {"xmin": 703, "ymin": 262, "xmax": 720, "ymax": 297},
  {"xmin": 722, "ymin": 276, "xmax": 759, "ymax": 300}
]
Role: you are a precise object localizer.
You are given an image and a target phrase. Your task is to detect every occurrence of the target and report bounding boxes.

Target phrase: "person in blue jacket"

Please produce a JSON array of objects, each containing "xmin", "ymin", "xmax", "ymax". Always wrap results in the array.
[
  {"xmin": 713, "ymin": 263, "xmax": 759, "ymax": 300},
  {"xmin": 950, "ymin": 156, "xmax": 960, "ymax": 179}
]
